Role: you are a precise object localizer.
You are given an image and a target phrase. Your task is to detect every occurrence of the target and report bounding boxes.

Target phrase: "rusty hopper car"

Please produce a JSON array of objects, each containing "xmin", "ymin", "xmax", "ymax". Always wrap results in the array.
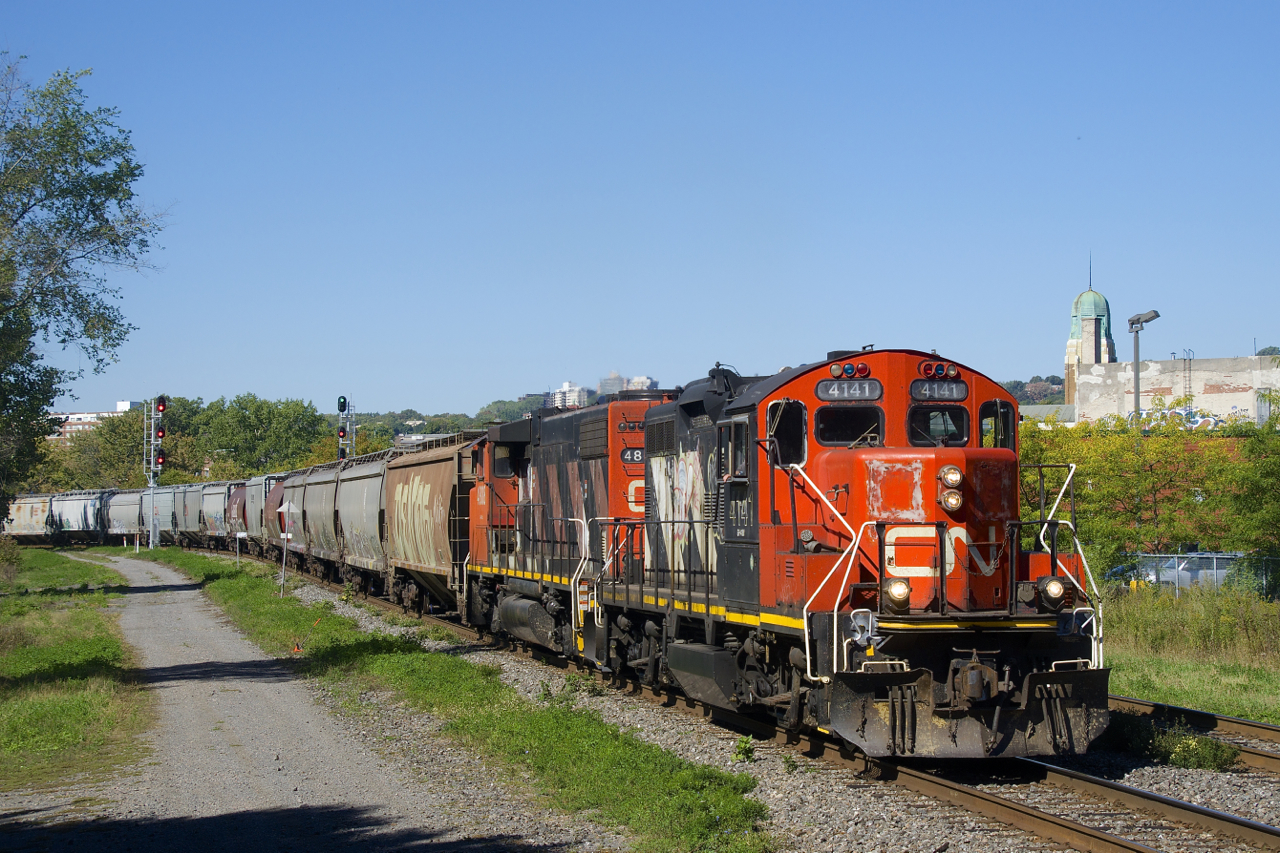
[
  {"xmin": 463, "ymin": 351, "xmax": 1107, "ymax": 759},
  {"xmin": 244, "ymin": 474, "xmax": 287, "ymax": 556},
  {"xmin": 384, "ymin": 434, "xmax": 481, "ymax": 613},
  {"xmin": 4, "ymin": 495, "xmax": 53, "ymax": 543},
  {"xmin": 226, "ymin": 485, "xmax": 249, "ymax": 542},
  {"xmin": 279, "ymin": 472, "xmax": 309, "ymax": 564}
]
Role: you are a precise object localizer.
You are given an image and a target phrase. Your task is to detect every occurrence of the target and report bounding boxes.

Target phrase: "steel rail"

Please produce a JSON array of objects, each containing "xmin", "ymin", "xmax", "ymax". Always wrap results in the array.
[
  {"xmin": 1110, "ymin": 694, "xmax": 1280, "ymax": 744},
  {"xmin": 1013, "ymin": 757, "xmax": 1280, "ymax": 851},
  {"xmin": 1110, "ymin": 694, "xmax": 1280, "ymax": 773}
]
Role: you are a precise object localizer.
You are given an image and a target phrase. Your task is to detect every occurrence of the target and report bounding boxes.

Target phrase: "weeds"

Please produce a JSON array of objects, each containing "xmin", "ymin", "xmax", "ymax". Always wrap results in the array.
[
  {"xmin": 732, "ymin": 735, "xmax": 756, "ymax": 763},
  {"xmin": 1105, "ymin": 584, "xmax": 1280, "ymax": 663},
  {"xmin": 420, "ymin": 624, "xmax": 461, "ymax": 645},
  {"xmin": 1098, "ymin": 711, "xmax": 1240, "ymax": 771},
  {"xmin": 781, "ymin": 754, "xmax": 798, "ymax": 773}
]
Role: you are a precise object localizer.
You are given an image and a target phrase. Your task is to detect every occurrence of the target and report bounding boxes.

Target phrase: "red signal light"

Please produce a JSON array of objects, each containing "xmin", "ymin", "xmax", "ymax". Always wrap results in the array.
[
  {"xmin": 338, "ymin": 427, "xmax": 347, "ymax": 439},
  {"xmin": 155, "ymin": 396, "xmax": 167, "ymax": 413},
  {"xmin": 156, "ymin": 426, "xmax": 166, "ymax": 439},
  {"xmin": 156, "ymin": 450, "xmax": 167, "ymax": 466}
]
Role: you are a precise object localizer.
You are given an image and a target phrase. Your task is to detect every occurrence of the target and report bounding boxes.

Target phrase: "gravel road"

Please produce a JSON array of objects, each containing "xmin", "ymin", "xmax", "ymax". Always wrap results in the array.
[{"xmin": 1, "ymin": 555, "xmax": 628, "ymax": 852}]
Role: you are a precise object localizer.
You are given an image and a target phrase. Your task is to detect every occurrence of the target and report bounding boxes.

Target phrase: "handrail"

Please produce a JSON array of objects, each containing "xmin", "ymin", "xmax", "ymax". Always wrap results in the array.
[
  {"xmin": 788, "ymin": 463, "xmax": 856, "ymax": 540},
  {"xmin": 801, "ymin": 520, "xmax": 876, "ymax": 682},
  {"xmin": 1036, "ymin": 463, "xmax": 1076, "ymax": 550}
]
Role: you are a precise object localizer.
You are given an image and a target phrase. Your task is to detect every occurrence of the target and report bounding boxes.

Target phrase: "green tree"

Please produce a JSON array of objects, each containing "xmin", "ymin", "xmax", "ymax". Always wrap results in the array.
[
  {"xmin": 199, "ymin": 394, "xmax": 326, "ymax": 474},
  {"xmin": 1019, "ymin": 400, "xmax": 1231, "ymax": 572},
  {"xmin": 0, "ymin": 307, "xmax": 62, "ymax": 504},
  {"xmin": 1257, "ymin": 346, "xmax": 1280, "ymax": 357},
  {"xmin": 0, "ymin": 56, "xmax": 161, "ymax": 513}
]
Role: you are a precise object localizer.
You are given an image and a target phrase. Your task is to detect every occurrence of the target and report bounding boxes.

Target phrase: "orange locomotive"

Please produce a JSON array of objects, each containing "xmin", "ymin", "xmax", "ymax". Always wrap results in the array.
[{"xmin": 463, "ymin": 348, "xmax": 1108, "ymax": 758}]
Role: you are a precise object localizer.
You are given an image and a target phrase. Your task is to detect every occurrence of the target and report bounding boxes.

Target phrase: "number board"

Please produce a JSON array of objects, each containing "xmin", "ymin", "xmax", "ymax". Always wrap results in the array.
[
  {"xmin": 620, "ymin": 447, "xmax": 644, "ymax": 464},
  {"xmin": 909, "ymin": 379, "xmax": 969, "ymax": 401},
  {"xmin": 815, "ymin": 379, "xmax": 883, "ymax": 401}
]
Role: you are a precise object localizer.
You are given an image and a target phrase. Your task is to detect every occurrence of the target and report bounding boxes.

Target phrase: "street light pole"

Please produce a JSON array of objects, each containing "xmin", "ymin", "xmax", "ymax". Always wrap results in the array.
[{"xmin": 1127, "ymin": 310, "xmax": 1161, "ymax": 426}]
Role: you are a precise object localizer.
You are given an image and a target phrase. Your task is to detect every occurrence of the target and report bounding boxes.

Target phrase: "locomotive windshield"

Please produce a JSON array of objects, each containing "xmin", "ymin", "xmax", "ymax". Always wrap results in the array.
[
  {"xmin": 815, "ymin": 405, "xmax": 883, "ymax": 447},
  {"xmin": 907, "ymin": 405, "xmax": 969, "ymax": 447}
]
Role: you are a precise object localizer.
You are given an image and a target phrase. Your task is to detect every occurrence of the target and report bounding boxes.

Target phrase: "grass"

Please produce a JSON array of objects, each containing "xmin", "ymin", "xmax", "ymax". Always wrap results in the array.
[
  {"xmin": 1103, "ymin": 584, "xmax": 1280, "ymax": 725},
  {"xmin": 0, "ymin": 549, "xmax": 150, "ymax": 790},
  {"xmin": 0, "ymin": 548, "xmax": 127, "ymax": 594},
  {"xmin": 88, "ymin": 546, "xmax": 771, "ymax": 853}
]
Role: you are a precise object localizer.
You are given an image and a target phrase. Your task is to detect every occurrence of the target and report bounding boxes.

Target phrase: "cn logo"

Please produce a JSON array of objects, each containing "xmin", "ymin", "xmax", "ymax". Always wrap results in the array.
[{"xmin": 882, "ymin": 525, "xmax": 998, "ymax": 578}]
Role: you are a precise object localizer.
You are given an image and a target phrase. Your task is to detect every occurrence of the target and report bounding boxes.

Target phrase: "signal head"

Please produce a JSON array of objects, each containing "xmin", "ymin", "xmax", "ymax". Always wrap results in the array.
[
  {"xmin": 156, "ymin": 395, "xmax": 167, "ymax": 413},
  {"xmin": 338, "ymin": 395, "xmax": 348, "ymax": 413},
  {"xmin": 155, "ymin": 449, "xmax": 168, "ymax": 467},
  {"xmin": 156, "ymin": 426, "xmax": 166, "ymax": 440},
  {"xmin": 338, "ymin": 427, "xmax": 347, "ymax": 439},
  {"xmin": 338, "ymin": 448, "xmax": 347, "ymax": 460}
]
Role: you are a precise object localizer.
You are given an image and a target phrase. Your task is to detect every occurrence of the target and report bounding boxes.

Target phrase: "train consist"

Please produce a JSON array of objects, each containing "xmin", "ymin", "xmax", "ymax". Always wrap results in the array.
[{"xmin": 5, "ymin": 348, "xmax": 1108, "ymax": 758}]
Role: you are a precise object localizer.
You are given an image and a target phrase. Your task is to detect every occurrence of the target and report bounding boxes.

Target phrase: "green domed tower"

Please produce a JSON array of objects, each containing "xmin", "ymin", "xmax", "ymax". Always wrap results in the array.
[{"xmin": 1065, "ymin": 285, "xmax": 1117, "ymax": 405}]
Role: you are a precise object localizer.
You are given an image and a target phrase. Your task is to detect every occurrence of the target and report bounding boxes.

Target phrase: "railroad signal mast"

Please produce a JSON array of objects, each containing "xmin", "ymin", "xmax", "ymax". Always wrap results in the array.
[
  {"xmin": 145, "ymin": 396, "xmax": 168, "ymax": 549},
  {"xmin": 337, "ymin": 395, "xmax": 354, "ymax": 460}
]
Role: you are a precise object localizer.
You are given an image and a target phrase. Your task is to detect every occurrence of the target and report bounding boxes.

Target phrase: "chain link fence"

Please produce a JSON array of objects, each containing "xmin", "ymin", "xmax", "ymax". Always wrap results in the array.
[{"xmin": 1122, "ymin": 552, "xmax": 1280, "ymax": 599}]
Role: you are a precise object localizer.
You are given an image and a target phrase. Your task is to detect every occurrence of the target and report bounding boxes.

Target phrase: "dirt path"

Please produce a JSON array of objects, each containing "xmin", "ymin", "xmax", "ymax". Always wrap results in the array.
[{"xmin": 1, "ymin": 556, "xmax": 623, "ymax": 852}]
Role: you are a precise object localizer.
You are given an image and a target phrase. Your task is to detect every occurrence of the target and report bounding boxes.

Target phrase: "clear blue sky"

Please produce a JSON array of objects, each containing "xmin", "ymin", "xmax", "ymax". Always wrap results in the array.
[{"xmin": 9, "ymin": 2, "xmax": 1278, "ymax": 415}]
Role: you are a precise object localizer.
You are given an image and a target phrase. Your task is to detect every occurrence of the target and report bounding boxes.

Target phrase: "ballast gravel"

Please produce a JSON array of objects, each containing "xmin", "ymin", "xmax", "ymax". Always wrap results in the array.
[
  {"xmin": 296, "ymin": 583, "xmax": 1280, "ymax": 852},
  {"xmin": 291, "ymin": 584, "xmax": 1067, "ymax": 853}
]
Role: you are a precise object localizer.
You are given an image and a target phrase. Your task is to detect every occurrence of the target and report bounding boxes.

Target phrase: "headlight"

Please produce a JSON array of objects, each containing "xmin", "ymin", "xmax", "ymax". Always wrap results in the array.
[
  {"xmin": 939, "ymin": 465, "xmax": 963, "ymax": 488},
  {"xmin": 885, "ymin": 579, "xmax": 911, "ymax": 604},
  {"xmin": 1037, "ymin": 575, "xmax": 1067, "ymax": 610},
  {"xmin": 940, "ymin": 489, "xmax": 963, "ymax": 511}
]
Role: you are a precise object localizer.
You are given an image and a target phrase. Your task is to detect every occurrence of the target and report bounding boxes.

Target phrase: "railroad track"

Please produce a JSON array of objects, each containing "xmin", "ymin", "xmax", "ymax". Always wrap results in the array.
[
  {"xmin": 224, "ymin": 556, "xmax": 1280, "ymax": 853},
  {"xmin": 1111, "ymin": 695, "xmax": 1280, "ymax": 775}
]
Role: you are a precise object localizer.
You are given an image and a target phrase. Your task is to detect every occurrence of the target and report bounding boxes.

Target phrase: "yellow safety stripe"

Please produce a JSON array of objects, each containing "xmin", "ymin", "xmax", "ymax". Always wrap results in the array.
[
  {"xmin": 876, "ymin": 620, "xmax": 1058, "ymax": 630},
  {"xmin": 469, "ymin": 564, "xmax": 571, "ymax": 586}
]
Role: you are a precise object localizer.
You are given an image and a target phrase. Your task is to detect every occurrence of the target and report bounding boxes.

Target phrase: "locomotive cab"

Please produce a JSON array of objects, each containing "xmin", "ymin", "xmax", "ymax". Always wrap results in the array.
[{"xmin": 748, "ymin": 350, "xmax": 1108, "ymax": 757}]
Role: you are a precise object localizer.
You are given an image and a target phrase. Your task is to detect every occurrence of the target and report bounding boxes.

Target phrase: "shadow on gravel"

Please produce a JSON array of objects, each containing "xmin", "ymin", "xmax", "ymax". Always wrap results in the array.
[
  {"xmin": 132, "ymin": 658, "xmax": 299, "ymax": 687},
  {"xmin": 3, "ymin": 804, "xmax": 576, "ymax": 853}
]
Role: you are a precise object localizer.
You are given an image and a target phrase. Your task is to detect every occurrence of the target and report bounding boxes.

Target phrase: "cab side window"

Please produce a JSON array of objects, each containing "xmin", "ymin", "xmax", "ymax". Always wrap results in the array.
[
  {"xmin": 979, "ymin": 401, "xmax": 1016, "ymax": 449},
  {"xmin": 766, "ymin": 400, "xmax": 807, "ymax": 466}
]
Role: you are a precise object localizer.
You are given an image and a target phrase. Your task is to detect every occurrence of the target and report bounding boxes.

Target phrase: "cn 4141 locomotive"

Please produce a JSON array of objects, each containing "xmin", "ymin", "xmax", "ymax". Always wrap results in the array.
[{"xmin": 6, "ymin": 348, "xmax": 1108, "ymax": 758}]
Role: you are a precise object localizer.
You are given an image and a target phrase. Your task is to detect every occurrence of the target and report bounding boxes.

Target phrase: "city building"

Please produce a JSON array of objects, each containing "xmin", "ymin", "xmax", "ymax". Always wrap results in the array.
[
  {"xmin": 1055, "ymin": 288, "xmax": 1279, "ymax": 425},
  {"xmin": 597, "ymin": 371, "xmax": 626, "ymax": 396},
  {"xmin": 48, "ymin": 401, "xmax": 142, "ymax": 446},
  {"xmin": 1063, "ymin": 286, "xmax": 1118, "ymax": 407},
  {"xmin": 549, "ymin": 381, "xmax": 589, "ymax": 409}
]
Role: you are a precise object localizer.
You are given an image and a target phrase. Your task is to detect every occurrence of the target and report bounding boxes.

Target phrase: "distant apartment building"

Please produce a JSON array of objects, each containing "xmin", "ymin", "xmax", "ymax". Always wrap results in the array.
[
  {"xmin": 598, "ymin": 372, "xmax": 658, "ymax": 395},
  {"xmin": 597, "ymin": 372, "xmax": 626, "ymax": 396},
  {"xmin": 49, "ymin": 401, "xmax": 142, "ymax": 446},
  {"xmin": 550, "ymin": 382, "xmax": 589, "ymax": 409}
]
